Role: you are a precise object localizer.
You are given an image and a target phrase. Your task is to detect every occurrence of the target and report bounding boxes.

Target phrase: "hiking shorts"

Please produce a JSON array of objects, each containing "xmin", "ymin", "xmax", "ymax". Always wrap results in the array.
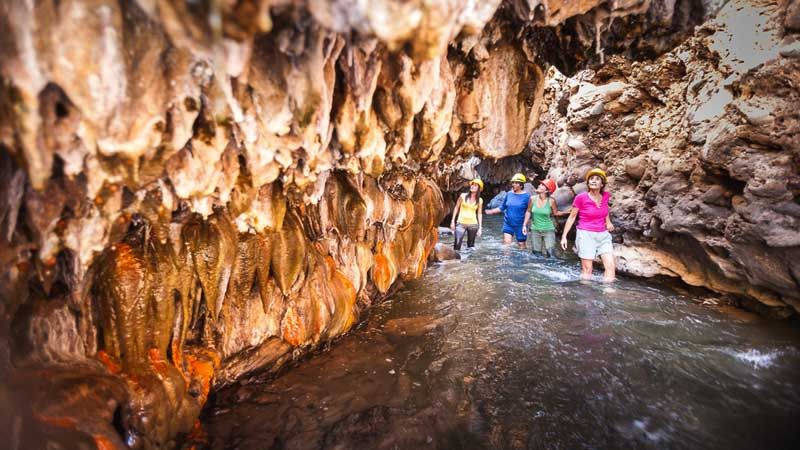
[
  {"xmin": 503, "ymin": 222, "xmax": 527, "ymax": 242},
  {"xmin": 575, "ymin": 229, "xmax": 613, "ymax": 260}
]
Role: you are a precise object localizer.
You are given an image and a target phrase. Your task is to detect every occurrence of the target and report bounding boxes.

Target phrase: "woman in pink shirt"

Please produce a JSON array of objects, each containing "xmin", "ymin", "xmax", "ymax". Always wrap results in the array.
[{"xmin": 560, "ymin": 168, "xmax": 616, "ymax": 282}]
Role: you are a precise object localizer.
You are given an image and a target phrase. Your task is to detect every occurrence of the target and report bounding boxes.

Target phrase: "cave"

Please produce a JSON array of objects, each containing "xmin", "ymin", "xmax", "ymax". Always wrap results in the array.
[{"xmin": 1, "ymin": 0, "xmax": 799, "ymax": 449}]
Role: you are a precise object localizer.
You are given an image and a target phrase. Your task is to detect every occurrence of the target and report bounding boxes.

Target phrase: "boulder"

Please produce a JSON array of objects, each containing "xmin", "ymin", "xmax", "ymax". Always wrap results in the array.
[
  {"xmin": 552, "ymin": 187, "xmax": 575, "ymax": 210},
  {"xmin": 432, "ymin": 243, "xmax": 461, "ymax": 262},
  {"xmin": 624, "ymin": 155, "xmax": 648, "ymax": 180},
  {"xmin": 567, "ymin": 81, "xmax": 629, "ymax": 128}
]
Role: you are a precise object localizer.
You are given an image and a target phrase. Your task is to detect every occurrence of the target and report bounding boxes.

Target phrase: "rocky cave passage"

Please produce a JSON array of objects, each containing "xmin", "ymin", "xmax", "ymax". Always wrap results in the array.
[{"xmin": 0, "ymin": 0, "xmax": 798, "ymax": 448}]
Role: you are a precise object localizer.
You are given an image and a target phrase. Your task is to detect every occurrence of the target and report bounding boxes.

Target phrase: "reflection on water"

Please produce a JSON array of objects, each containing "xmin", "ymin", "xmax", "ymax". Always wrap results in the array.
[{"xmin": 199, "ymin": 216, "xmax": 800, "ymax": 450}]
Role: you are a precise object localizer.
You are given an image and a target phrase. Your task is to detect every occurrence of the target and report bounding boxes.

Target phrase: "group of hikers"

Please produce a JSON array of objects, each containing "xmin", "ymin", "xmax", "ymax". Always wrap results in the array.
[{"xmin": 449, "ymin": 168, "xmax": 616, "ymax": 282}]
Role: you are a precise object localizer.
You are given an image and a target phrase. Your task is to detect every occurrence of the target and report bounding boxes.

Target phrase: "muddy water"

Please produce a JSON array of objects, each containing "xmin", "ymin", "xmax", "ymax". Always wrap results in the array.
[{"xmin": 199, "ymin": 216, "xmax": 800, "ymax": 450}]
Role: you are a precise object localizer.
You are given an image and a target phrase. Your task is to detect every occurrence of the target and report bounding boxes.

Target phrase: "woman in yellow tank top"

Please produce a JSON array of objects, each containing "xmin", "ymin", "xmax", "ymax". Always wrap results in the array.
[{"xmin": 449, "ymin": 179, "xmax": 484, "ymax": 250}]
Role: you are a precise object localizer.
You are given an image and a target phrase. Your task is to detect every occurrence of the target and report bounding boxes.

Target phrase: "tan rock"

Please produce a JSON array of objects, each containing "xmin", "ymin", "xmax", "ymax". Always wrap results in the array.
[{"xmin": 624, "ymin": 155, "xmax": 648, "ymax": 180}]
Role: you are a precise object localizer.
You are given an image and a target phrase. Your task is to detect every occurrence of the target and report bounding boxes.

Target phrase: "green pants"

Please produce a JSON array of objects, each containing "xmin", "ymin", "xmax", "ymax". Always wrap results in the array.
[{"xmin": 531, "ymin": 230, "xmax": 556, "ymax": 256}]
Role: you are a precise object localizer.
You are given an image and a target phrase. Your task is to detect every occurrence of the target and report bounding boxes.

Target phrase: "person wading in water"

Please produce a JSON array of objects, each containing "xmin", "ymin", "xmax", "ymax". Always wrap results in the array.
[
  {"xmin": 560, "ymin": 168, "xmax": 616, "ymax": 282},
  {"xmin": 529, "ymin": 178, "xmax": 567, "ymax": 257},
  {"xmin": 486, "ymin": 173, "xmax": 532, "ymax": 249},
  {"xmin": 450, "ymin": 179, "xmax": 484, "ymax": 250}
]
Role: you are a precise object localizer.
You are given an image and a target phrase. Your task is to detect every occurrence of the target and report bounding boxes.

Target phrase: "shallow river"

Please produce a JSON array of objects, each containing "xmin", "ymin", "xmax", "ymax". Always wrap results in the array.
[{"xmin": 199, "ymin": 216, "xmax": 800, "ymax": 450}]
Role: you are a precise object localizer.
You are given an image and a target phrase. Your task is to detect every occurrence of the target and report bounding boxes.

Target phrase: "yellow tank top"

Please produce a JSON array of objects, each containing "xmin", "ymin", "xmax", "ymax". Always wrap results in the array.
[{"xmin": 457, "ymin": 194, "xmax": 481, "ymax": 225}]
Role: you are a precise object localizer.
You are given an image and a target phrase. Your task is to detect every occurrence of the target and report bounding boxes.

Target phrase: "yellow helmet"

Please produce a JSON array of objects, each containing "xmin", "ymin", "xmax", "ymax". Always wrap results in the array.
[
  {"xmin": 510, "ymin": 173, "xmax": 527, "ymax": 184},
  {"xmin": 470, "ymin": 178, "xmax": 484, "ymax": 191},
  {"xmin": 585, "ymin": 168, "xmax": 607, "ymax": 183}
]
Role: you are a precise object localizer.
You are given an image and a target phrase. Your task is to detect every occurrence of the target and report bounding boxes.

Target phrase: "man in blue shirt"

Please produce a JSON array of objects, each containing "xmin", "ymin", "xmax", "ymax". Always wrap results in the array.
[{"xmin": 486, "ymin": 173, "xmax": 533, "ymax": 248}]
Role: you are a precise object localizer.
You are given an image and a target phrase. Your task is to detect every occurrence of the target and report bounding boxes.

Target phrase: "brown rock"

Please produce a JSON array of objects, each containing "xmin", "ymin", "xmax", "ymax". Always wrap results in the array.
[
  {"xmin": 552, "ymin": 187, "xmax": 576, "ymax": 209},
  {"xmin": 786, "ymin": 0, "xmax": 800, "ymax": 30},
  {"xmin": 624, "ymin": 155, "xmax": 648, "ymax": 180},
  {"xmin": 432, "ymin": 243, "xmax": 461, "ymax": 262},
  {"xmin": 531, "ymin": 0, "xmax": 800, "ymax": 316}
]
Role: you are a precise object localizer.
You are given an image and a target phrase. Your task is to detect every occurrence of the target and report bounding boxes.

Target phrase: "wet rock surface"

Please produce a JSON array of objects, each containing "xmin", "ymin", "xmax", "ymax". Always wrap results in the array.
[
  {"xmin": 530, "ymin": 0, "xmax": 800, "ymax": 316},
  {"xmin": 432, "ymin": 243, "xmax": 461, "ymax": 262}
]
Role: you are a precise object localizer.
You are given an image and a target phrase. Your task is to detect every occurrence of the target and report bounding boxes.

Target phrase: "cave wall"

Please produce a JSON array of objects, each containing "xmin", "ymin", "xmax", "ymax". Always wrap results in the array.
[
  {"xmin": 531, "ymin": 0, "xmax": 800, "ymax": 316},
  {"xmin": 0, "ymin": 0, "xmax": 653, "ymax": 448}
]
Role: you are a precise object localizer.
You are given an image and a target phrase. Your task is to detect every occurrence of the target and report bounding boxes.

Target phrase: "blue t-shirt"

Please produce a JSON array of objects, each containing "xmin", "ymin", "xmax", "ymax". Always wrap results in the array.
[{"xmin": 500, "ymin": 191, "xmax": 531, "ymax": 227}]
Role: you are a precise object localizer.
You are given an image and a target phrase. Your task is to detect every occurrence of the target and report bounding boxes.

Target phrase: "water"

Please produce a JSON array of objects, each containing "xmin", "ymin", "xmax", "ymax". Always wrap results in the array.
[{"xmin": 198, "ymin": 216, "xmax": 800, "ymax": 450}]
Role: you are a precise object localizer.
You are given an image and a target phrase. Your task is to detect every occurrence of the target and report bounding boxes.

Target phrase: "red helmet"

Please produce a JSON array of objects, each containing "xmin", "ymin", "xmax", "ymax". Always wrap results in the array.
[{"xmin": 537, "ymin": 178, "xmax": 557, "ymax": 194}]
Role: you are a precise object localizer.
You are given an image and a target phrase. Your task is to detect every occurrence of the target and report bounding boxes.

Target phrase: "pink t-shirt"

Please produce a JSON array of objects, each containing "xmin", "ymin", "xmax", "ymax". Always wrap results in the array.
[{"xmin": 572, "ymin": 191, "xmax": 611, "ymax": 232}]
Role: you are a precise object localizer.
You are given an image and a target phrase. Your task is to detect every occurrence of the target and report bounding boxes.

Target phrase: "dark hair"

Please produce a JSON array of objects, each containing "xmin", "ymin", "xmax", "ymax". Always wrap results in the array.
[{"xmin": 465, "ymin": 188, "xmax": 480, "ymax": 204}]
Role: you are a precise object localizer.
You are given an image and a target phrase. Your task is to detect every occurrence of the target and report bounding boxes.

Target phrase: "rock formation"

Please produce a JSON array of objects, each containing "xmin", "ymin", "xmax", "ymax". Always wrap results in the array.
[
  {"xmin": 0, "ymin": 0, "xmax": 602, "ymax": 447},
  {"xmin": 0, "ymin": 0, "xmax": 797, "ymax": 448},
  {"xmin": 532, "ymin": 0, "xmax": 800, "ymax": 317}
]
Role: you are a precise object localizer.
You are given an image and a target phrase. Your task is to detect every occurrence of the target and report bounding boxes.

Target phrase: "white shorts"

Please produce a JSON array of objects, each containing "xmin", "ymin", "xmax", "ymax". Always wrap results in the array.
[{"xmin": 575, "ymin": 229, "xmax": 613, "ymax": 260}]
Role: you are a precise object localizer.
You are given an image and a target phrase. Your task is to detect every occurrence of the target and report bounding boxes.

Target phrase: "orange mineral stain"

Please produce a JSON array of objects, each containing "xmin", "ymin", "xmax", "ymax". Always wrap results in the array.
[
  {"xmin": 93, "ymin": 435, "xmax": 116, "ymax": 450},
  {"xmin": 331, "ymin": 272, "xmax": 357, "ymax": 332},
  {"xmin": 148, "ymin": 348, "xmax": 172, "ymax": 378},
  {"xmin": 184, "ymin": 350, "xmax": 218, "ymax": 402},
  {"xmin": 97, "ymin": 350, "xmax": 121, "ymax": 375},
  {"xmin": 112, "ymin": 243, "xmax": 143, "ymax": 285},
  {"xmin": 183, "ymin": 419, "xmax": 208, "ymax": 450},
  {"xmin": 170, "ymin": 340, "xmax": 183, "ymax": 369},
  {"xmin": 372, "ymin": 240, "xmax": 398, "ymax": 294},
  {"xmin": 398, "ymin": 200, "xmax": 415, "ymax": 231},
  {"xmin": 281, "ymin": 306, "xmax": 305, "ymax": 346},
  {"xmin": 34, "ymin": 413, "xmax": 77, "ymax": 429}
]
